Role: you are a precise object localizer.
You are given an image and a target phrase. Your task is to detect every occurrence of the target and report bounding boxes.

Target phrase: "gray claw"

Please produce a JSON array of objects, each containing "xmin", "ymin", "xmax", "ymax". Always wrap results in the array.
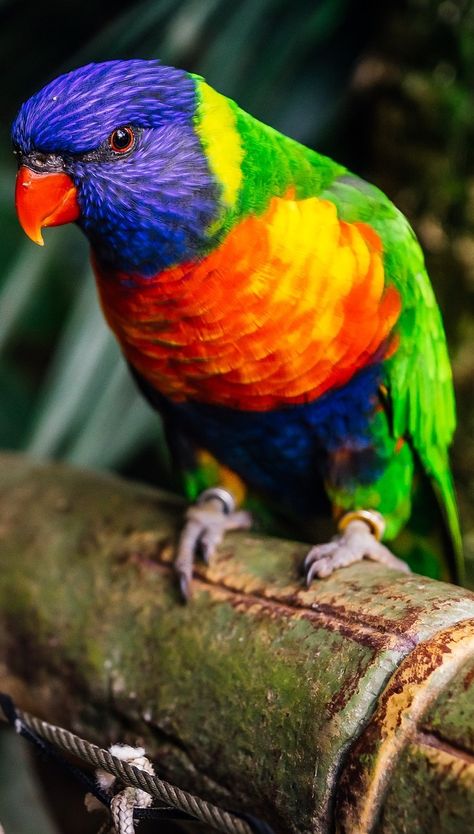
[
  {"xmin": 174, "ymin": 500, "xmax": 252, "ymax": 600},
  {"xmin": 199, "ymin": 540, "xmax": 211, "ymax": 565},
  {"xmin": 179, "ymin": 572, "xmax": 192, "ymax": 602},
  {"xmin": 304, "ymin": 519, "xmax": 410, "ymax": 584}
]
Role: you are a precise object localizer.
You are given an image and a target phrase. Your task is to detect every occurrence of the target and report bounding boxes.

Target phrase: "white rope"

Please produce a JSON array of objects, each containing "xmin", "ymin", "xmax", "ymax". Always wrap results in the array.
[{"xmin": 85, "ymin": 745, "xmax": 154, "ymax": 834}]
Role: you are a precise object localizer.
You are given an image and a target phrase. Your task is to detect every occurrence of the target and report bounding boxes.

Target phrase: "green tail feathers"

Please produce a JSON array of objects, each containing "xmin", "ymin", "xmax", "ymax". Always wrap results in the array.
[{"xmin": 393, "ymin": 456, "xmax": 463, "ymax": 584}]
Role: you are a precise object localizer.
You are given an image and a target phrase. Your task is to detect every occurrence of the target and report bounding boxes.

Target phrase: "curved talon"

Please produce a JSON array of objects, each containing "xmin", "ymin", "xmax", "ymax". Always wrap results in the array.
[
  {"xmin": 174, "ymin": 497, "xmax": 252, "ymax": 601},
  {"xmin": 304, "ymin": 519, "xmax": 410, "ymax": 584},
  {"xmin": 179, "ymin": 572, "xmax": 192, "ymax": 602}
]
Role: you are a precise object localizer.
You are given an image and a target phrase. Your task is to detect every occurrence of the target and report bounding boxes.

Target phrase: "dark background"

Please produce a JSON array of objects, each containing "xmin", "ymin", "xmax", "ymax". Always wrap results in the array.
[{"xmin": 0, "ymin": 1, "xmax": 473, "ymax": 830}]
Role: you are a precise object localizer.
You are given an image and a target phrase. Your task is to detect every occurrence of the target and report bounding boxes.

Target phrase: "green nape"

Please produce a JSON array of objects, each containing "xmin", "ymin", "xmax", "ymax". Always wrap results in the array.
[
  {"xmin": 192, "ymin": 74, "xmax": 345, "ymax": 235},
  {"xmin": 232, "ymin": 104, "xmax": 345, "ymax": 220}
]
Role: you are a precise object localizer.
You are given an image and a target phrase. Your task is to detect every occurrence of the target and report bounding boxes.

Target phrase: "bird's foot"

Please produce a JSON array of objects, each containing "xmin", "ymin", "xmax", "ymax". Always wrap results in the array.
[
  {"xmin": 175, "ymin": 488, "xmax": 252, "ymax": 600},
  {"xmin": 304, "ymin": 510, "xmax": 410, "ymax": 584}
]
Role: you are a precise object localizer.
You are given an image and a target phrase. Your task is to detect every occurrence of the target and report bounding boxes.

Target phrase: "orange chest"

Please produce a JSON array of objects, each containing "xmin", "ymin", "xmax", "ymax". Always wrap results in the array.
[{"xmin": 94, "ymin": 196, "xmax": 401, "ymax": 411}]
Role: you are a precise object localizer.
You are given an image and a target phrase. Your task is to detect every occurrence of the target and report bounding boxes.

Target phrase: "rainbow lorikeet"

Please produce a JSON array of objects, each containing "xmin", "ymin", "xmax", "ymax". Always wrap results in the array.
[{"xmin": 12, "ymin": 59, "xmax": 463, "ymax": 597}]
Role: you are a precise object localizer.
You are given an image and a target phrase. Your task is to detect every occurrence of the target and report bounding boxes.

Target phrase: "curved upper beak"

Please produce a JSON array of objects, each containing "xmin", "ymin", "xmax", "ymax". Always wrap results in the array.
[{"xmin": 15, "ymin": 166, "xmax": 80, "ymax": 246}]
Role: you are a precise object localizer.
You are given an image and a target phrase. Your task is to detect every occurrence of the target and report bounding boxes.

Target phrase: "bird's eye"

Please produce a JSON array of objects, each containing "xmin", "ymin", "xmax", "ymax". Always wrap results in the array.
[{"xmin": 108, "ymin": 126, "xmax": 135, "ymax": 154}]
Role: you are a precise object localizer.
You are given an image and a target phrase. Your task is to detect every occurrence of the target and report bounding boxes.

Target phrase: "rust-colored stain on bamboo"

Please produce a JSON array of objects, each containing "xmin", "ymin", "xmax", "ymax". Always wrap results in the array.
[{"xmin": 337, "ymin": 619, "xmax": 474, "ymax": 834}]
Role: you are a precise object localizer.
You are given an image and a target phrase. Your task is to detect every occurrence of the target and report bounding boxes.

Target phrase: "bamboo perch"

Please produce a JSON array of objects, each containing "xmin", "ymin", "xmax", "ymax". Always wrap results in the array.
[{"xmin": 0, "ymin": 452, "xmax": 474, "ymax": 834}]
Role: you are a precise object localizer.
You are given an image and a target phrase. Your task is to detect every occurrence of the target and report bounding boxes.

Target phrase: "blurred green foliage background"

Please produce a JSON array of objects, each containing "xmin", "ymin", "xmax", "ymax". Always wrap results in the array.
[{"xmin": 0, "ymin": 1, "xmax": 474, "ymax": 831}]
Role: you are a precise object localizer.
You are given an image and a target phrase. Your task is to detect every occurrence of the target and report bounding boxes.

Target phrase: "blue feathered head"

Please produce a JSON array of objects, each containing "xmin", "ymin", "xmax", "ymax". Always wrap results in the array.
[{"xmin": 12, "ymin": 60, "xmax": 220, "ymax": 274}]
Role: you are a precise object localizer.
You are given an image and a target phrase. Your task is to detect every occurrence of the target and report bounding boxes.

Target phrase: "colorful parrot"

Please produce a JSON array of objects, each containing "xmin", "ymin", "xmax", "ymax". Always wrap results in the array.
[{"xmin": 12, "ymin": 59, "xmax": 464, "ymax": 597}]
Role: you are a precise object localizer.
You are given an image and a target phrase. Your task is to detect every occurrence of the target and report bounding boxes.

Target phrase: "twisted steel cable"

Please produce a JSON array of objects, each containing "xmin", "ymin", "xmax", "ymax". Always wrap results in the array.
[{"xmin": 8, "ymin": 706, "xmax": 254, "ymax": 834}]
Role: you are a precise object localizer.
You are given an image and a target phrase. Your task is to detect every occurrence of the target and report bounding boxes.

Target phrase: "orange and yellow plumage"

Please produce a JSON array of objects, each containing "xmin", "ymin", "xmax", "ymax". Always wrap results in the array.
[{"xmin": 95, "ymin": 197, "xmax": 401, "ymax": 410}]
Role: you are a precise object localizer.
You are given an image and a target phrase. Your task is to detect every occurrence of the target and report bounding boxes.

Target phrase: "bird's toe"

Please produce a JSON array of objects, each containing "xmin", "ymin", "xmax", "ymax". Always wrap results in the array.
[
  {"xmin": 174, "ymin": 495, "xmax": 252, "ymax": 600},
  {"xmin": 304, "ymin": 518, "xmax": 410, "ymax": 585}
]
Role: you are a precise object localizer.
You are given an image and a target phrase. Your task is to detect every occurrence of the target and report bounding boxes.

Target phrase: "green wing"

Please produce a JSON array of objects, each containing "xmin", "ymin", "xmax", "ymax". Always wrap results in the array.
[{"xmin": 324, "ymin": 174, "xmax": 463, "ymax": 582}]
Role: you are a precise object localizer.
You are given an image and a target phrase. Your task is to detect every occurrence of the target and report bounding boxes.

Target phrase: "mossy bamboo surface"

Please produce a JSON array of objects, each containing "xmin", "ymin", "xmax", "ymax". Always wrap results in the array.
[{"xmin": 0, "ymin": 452, "xmax": 473, "ymax": 834}]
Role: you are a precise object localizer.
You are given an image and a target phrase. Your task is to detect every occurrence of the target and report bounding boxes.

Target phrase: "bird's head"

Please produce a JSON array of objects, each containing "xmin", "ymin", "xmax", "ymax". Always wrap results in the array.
[{"xmin": 12, "ymin": 60, "xmax": 231, "ymax": 274}]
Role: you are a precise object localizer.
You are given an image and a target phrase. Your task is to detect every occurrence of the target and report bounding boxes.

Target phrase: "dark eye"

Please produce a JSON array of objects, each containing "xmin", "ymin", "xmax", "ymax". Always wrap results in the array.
[{"xmin": 109, "ymin": 126, "xmax": 135, "ymax": 154}]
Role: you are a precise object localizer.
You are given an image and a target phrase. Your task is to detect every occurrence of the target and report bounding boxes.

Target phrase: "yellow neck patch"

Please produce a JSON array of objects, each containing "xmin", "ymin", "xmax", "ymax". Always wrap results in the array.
[{"xmin": 194, "ymin": 80, "xmax": 243, "ymax": 209}]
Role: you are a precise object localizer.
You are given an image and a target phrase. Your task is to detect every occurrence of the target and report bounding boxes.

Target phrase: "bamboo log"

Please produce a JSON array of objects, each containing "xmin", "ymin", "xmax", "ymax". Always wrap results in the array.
[{"xmin": 0, "ymin": 451, "xmax": 473, "ymax": 834}]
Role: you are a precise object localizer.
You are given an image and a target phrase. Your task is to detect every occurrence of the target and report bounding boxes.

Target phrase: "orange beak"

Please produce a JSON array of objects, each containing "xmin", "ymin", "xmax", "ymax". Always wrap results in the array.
[{"xmin": 15, "ymin": 166, "xmax": 80, "ymax": 246}]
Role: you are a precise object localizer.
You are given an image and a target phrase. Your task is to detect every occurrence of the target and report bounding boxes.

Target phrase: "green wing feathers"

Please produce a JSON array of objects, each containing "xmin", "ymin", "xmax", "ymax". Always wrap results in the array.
[{"xmin": 326, "ymin": 175, "xmax": 463, "ymax": 581}]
